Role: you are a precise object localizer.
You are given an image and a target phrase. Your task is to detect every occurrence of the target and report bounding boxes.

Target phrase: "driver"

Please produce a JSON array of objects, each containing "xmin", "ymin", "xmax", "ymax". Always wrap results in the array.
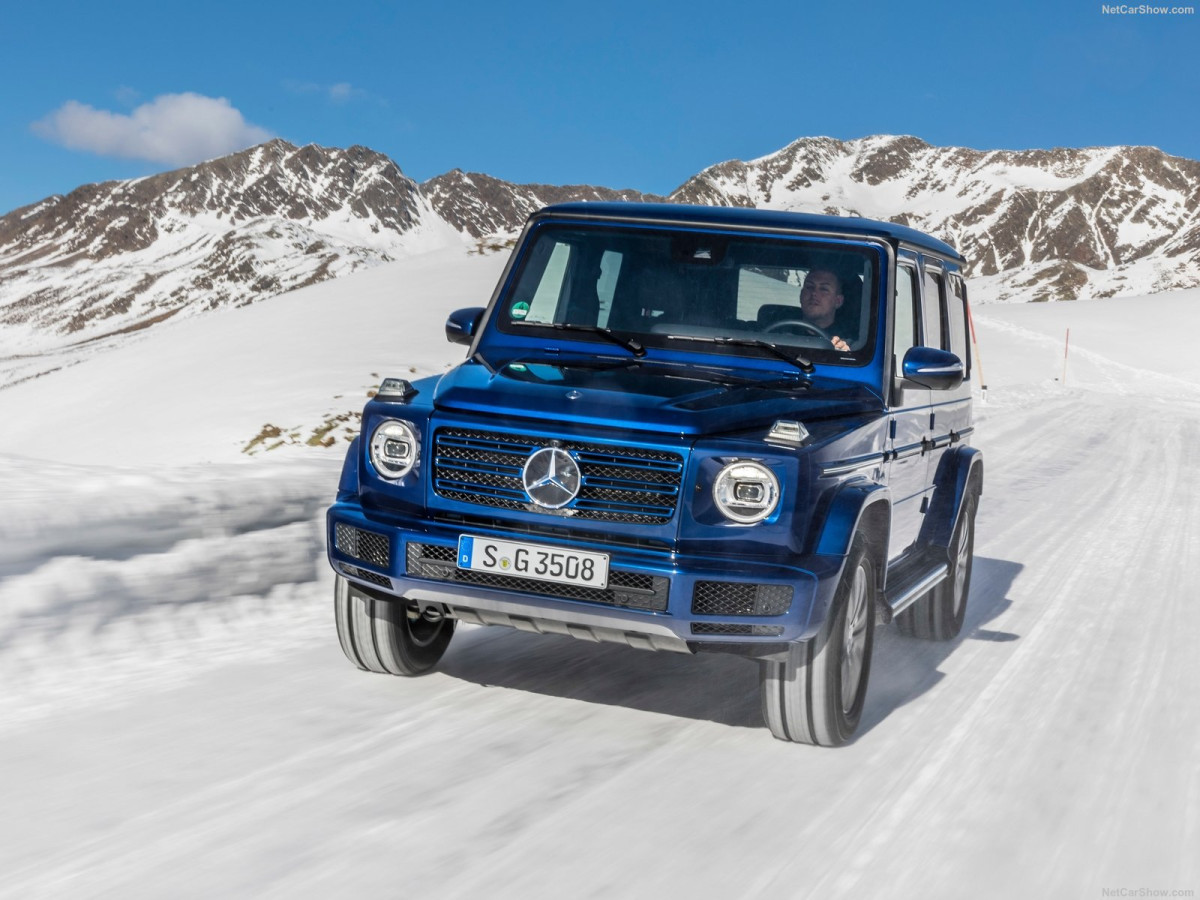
[{"xmin": 799, "ymin": 268, "xmax": 851, "ymax": 351}]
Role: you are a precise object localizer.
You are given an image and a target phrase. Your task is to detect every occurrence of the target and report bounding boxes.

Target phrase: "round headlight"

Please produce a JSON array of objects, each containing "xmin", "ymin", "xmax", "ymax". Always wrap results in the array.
[
  {"xmin": 713, "ymin": 460, "xmax": 780, "ymax": 524},
  {"xmin": 370, "ymin": 420, "xmax": 418, "ymax": 480}
]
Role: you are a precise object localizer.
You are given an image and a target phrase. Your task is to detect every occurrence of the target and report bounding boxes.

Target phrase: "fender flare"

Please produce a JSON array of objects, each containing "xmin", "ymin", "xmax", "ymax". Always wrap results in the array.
[
  {"xmin": 814, "ymin": 480, "xmax": 891, "ymax": 571},
  {"xmin": 924, "ymin": 446, "xmax": 983, "ymax": 550},
  {"xmin": 337, "ymin": 437, "xmax": 362, "ymax": 497}
]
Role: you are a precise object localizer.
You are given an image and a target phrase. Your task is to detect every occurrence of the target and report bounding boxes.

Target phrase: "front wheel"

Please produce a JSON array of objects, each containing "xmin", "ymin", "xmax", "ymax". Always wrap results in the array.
[
  {"xmin": 334, "ymin": 576, "xmax": 455, "ymax": 675},
  {"xmin": 760, "ymin": 534, "xmax": 876, "ymax": 746}
]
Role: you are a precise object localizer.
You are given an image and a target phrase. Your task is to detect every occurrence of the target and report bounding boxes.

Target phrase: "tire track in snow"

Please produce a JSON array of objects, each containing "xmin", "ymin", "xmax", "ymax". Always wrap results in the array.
[{"xmin": 750, "ymin": 392, "xmax": 1200, "ymax": 897}]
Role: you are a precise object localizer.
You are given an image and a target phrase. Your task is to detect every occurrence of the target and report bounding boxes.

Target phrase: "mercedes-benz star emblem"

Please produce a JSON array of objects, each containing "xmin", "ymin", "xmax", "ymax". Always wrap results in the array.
[{"xmin": 522, "ymin": 447, "xmax": 581, "ymax": 509}]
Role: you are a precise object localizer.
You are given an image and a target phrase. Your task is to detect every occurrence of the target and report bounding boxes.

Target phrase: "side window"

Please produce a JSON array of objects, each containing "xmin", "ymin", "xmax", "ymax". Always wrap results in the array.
[
  {"xmin": 893, "ymin": 264, "xmax": 919, "ymax": 370},
  {"xmin": 947, "ymin": 274, "xmax": 972, "ymax": 377},
  {"xmin": 922, "ymin": 267, "xmax": 946, "ymax": 349}
]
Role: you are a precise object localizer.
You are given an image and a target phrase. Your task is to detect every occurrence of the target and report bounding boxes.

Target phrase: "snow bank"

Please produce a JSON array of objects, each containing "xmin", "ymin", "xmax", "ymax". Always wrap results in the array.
[{"xmin": 0, "ymin": 245, "xmax": 508, "ymax": 465}]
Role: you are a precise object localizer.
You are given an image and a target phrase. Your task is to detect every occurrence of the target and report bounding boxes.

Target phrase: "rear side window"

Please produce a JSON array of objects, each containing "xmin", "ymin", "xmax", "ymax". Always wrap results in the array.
[
  {"xmin": 947, "ymin": 274, "xmax": 972, "ymax": 377},
  {"xmin": 922, "ymin": 267, "xmax": 945, "ymax": 349}
]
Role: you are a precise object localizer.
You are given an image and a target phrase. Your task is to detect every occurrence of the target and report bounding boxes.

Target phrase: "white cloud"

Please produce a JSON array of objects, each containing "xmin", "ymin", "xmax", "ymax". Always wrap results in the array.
[
  {"xmin": 32, "ymin": 93, "xmax": 273, "ymax": 166},
  {"xmin": 283, "ymin": 79, "xmax": 370, "ymax": 104}
]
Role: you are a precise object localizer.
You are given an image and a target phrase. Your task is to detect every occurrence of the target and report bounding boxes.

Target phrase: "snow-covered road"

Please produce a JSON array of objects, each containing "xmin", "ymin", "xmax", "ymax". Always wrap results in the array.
[{"xmin": 2, "ymin": 278, "xmax": 1198, "ymax": 898}]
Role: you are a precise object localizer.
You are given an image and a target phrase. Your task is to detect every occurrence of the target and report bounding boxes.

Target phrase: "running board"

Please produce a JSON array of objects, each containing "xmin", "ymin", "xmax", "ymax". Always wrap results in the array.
[{"xmin": 880, "ymin": 554, "xmax": 949, "ymax": 623}]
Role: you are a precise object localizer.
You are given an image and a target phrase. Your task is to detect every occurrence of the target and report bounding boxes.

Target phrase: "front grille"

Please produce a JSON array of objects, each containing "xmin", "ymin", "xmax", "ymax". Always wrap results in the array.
[
  {"xmin": 406, "ymin": 542, "xmax": 670, "ymax": 612},
  {"xmin": 334, "ymin": 524, "xmax": 391, "ymax": 568},
  {"xmin": 691, "ymin": 582, "xmax": 793, "ymax": 616},
  {"xmin": 340, "ymin": 564, "xmax": 393, "ymax": 589},
  {"xmin": 691, "ymin": 623, "xmax": 785, "ymax": 636},
  {"xmin": 433, "ymin": 428, "xmax": 684, "ymax": 525}
]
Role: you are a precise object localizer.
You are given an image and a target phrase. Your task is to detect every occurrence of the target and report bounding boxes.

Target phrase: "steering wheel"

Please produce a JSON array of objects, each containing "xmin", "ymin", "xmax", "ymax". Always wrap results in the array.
[{"xmin": 764, "ymin": 319, "xmax": 834, "ymax": 343}]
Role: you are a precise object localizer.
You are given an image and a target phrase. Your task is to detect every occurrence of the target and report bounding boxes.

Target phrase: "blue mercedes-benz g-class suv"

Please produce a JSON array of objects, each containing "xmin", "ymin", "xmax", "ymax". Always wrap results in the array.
[{"xmin": 327, "ymin": 202, "xmax": 982, "ymax": 746}]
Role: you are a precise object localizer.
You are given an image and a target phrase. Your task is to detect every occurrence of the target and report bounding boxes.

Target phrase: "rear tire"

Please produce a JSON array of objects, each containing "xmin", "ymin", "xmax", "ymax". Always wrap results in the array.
[
  {"xmin": 896, "ymin": 492, "xmax": 977, "ymax": 641},
  {"xmin": 760, "ymin": 534, "xmax": 876, "ymax": 746},
  {"xmin": 334, "ymin": 576, "xmax": 455, "ymax": 675}
]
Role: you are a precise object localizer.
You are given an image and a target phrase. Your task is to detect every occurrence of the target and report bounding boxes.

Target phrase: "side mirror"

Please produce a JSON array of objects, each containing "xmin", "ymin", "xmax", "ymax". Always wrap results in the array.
[
  {"xmin": 902, "ymin": 346, "xmax": 964, "ymax": 391},
  {"xmin": 445, "ymin": 307, "xmax": 485, "ymax": 346}
]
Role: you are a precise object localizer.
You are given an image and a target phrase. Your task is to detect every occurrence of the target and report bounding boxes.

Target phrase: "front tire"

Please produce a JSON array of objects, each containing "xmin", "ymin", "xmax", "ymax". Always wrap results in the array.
[
  {"xmin": 334, "ymin": 576, "xmax": 455, "ymax": 675},
  {"xmin": 760, "ymin": 534, "xmax": 876, "ymax": 746},
  {"xmin": 896, "ymin": 492, "xmax": 977, "ymax": 641}
]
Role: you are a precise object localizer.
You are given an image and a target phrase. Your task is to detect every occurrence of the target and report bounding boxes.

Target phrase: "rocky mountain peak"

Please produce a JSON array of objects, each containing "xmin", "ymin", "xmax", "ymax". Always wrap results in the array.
[
  {"xmin": 669, "ymin": 134, "xmax": 1200, "ymax": 300},
  {"xmin": 0, "ymin": 140, "xmax": 442, "ymax": 349}
]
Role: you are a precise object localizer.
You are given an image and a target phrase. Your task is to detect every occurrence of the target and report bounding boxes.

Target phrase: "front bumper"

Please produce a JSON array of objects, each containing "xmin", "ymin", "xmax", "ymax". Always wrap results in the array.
[{"xmin": 326, "ymin": 501, "xmax": 843, "ymax": 653}]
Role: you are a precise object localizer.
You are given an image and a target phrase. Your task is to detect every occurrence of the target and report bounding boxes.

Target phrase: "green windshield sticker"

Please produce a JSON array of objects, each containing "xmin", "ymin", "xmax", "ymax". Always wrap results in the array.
[{"xmin": 510, "ymin": 301, "xmax": 531, "ymax": 320}]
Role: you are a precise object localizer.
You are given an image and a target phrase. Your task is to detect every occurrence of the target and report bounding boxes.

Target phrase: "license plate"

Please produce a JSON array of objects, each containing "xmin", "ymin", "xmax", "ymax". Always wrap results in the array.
[{"xmin": 456, "ymin": 536, "xmax": 609, "ymax": 589}]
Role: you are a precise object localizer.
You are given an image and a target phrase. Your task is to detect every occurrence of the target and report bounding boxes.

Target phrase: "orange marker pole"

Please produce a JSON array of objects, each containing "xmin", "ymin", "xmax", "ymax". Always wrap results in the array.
[{"xmin": 966, "ymin": 299, "xmax": 987, "ymax": 404}]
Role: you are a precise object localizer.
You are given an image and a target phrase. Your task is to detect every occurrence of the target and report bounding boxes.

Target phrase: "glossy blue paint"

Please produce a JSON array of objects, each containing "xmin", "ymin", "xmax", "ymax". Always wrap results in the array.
[
  {"xmin": 431, "ymin": 357, "xmax": 883, "ymax": 437},
  {"xmin": 336, "ymin": 436, "xmax": 361, "ymax": 499}
]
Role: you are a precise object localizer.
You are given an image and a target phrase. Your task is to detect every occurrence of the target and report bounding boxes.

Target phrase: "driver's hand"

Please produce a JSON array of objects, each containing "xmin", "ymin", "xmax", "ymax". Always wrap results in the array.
[{"xmin": 831, "ymin": 335, "xmax": 849, "ymax": 351}]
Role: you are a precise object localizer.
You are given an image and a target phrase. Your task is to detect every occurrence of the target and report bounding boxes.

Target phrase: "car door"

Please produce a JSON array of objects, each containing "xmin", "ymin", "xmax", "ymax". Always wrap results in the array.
[
  {"xmin": 886, "ymin": 256, "xmax": 932, "ymax": 560},
  {"xmin": 919, "ymin": 259, "xmax": 953, "ymax": 503}
]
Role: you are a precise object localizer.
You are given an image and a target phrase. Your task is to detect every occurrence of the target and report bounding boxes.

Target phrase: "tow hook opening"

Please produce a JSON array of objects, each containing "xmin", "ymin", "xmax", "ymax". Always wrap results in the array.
[{"xmin": 407, "ymin": 602, "xmax": 449, "ymax": 623}]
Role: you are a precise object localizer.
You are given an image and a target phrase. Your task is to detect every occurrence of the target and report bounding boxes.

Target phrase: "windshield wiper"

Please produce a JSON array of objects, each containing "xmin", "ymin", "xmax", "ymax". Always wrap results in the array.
[
  {"xmin": 662, "ymin": 334, "xmax": 814, "ymax": 375},
  {"xmin": 515, "ymin": 322, "xmax": 646, "ymax": 358}
]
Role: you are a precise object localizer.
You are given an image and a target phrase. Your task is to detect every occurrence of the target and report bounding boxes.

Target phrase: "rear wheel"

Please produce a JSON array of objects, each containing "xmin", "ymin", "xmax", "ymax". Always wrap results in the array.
[
  {"xmin": 334, "ymin": 576, "xmax": 455, "ymax": 675},
  {"xmin": 897, "ymin": 492, "xmax": 977, "ymax": 641},
  {"xmin": 760, "ymin": 534, "xmax": 876, "ymax": 746}
]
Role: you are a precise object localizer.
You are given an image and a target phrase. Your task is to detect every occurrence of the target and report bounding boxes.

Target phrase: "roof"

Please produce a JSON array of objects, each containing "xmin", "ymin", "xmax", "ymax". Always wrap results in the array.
[{"xmin": 534, "ymin": 201, "xmax": 964, "ymax": 262}]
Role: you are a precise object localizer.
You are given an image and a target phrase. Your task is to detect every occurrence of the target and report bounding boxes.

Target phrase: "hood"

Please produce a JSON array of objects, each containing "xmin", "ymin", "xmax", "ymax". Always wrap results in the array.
[{"xmin": 431, "ymin": 356, "xmax": 883, "ymax": 436}]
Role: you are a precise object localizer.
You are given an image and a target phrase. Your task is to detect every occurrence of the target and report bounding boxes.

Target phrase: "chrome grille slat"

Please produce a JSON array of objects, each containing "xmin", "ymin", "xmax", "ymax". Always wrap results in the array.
[{"xmin": 433, "ymin": 428, "xmax": 685, "ymax": 524}]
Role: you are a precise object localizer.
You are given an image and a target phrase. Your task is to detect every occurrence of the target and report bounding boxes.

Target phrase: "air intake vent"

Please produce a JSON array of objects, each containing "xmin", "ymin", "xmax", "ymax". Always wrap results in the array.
[
  {"xmin": 432, "ymin": 429, "xmax": 684, "ymax": 525},
  {"xmin": 339, "ymin": 564, "xmax": 393, "ymax": 589},
  {"xmin": 691, "ymin": 623, "xmax": 785, "ymax": 636},
  {"xmin": 334, "ymin": 524, "xmax": 391, "ymax": 569},
  {"xmin": 691, "ymin": 582, "xmax": 793, "ymax": 616}
]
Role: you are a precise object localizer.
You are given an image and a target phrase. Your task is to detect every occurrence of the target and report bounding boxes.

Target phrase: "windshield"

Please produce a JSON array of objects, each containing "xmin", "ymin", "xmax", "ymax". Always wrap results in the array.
[{"xmin": 497, "ymin": 222, "xmax": 881, "ymax": 367}]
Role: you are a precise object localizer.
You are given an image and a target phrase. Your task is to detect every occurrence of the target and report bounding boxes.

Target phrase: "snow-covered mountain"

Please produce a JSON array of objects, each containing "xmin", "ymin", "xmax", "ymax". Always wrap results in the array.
[
  {"xmin": 674, "ymin": 135, "xmax": 1200, "ymax": 303},
  {"xmin": 423, "ymin": 169, "xmax": 661, "ymax": 243},
  {"xmin": 0, "ymin": 140, "xmax": 461, "ymax": 349},
  {"xmin": 4, "ymin": 134, "xmax": 1200, "ymax": 355}
]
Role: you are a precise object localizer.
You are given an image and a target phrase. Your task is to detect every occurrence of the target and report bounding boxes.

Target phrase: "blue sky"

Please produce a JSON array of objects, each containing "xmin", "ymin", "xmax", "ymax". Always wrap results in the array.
[{"xmin": 2, "ymin": 0, "xmax": 1198, "ymax": 215}]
